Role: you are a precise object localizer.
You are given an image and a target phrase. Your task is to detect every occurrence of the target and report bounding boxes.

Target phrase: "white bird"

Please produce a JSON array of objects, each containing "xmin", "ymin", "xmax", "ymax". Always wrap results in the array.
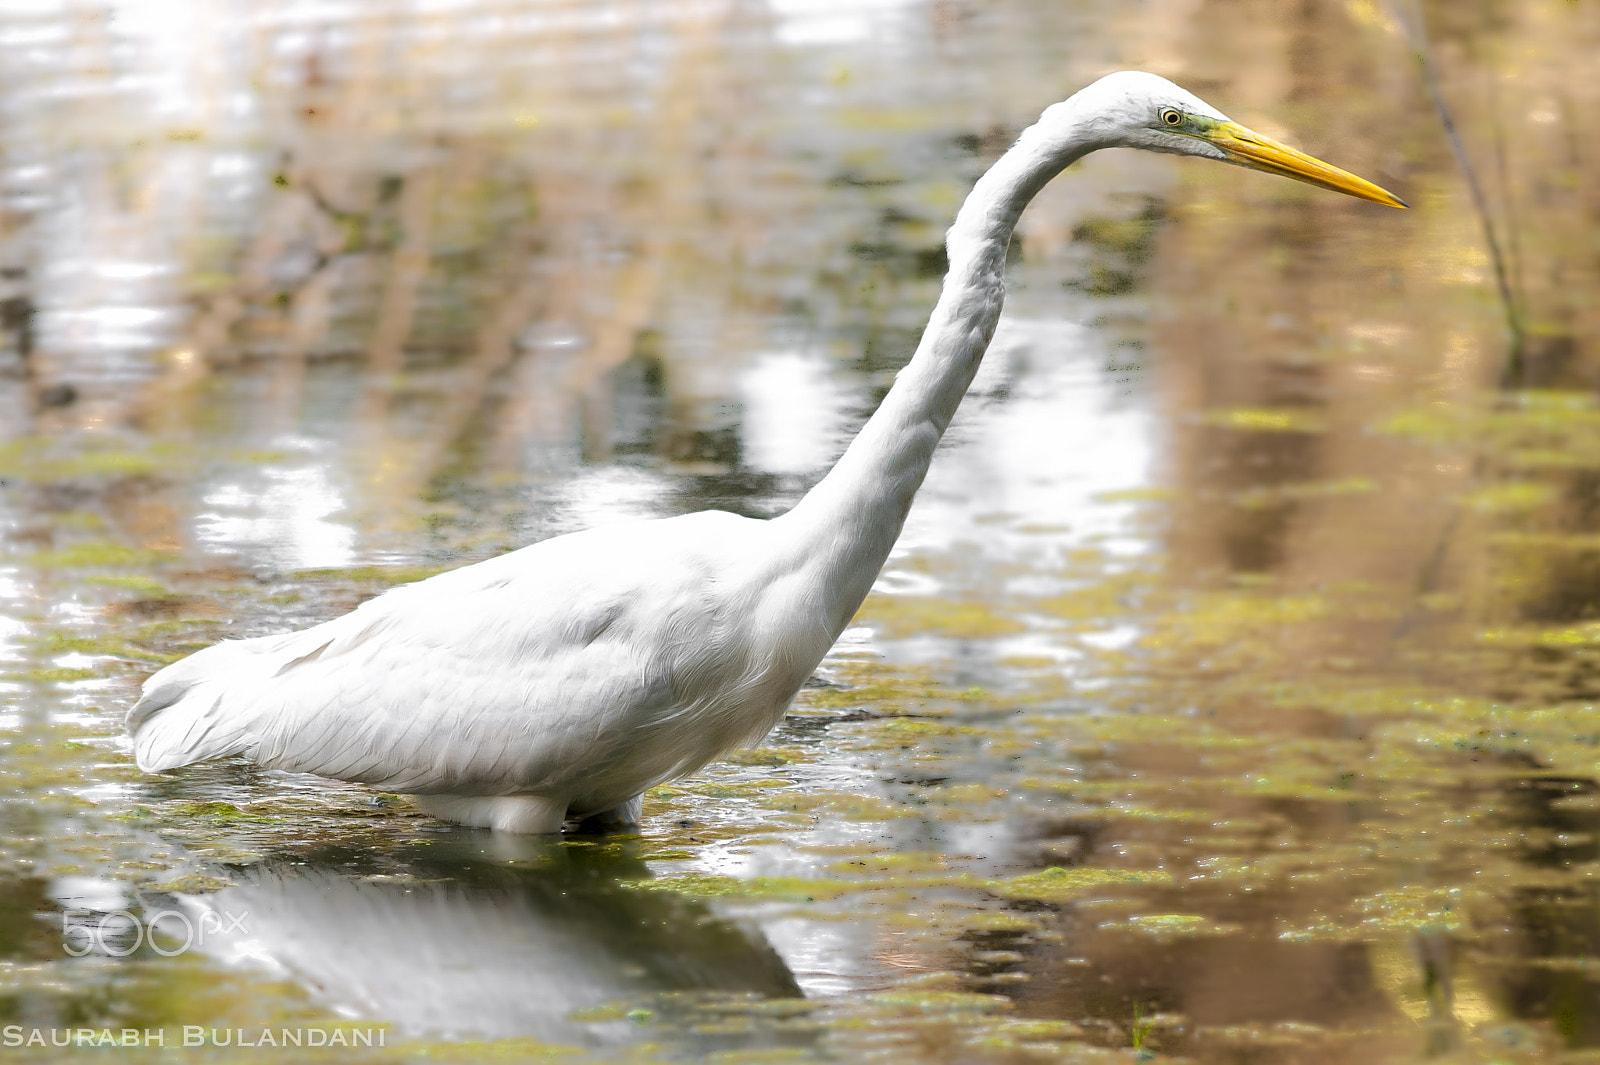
[{"xmin": 128, "ymin": 72, "xmax": 1404, "ymax": 833}]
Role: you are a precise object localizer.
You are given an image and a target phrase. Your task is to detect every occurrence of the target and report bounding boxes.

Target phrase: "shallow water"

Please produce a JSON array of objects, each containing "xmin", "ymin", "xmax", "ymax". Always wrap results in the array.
[{"xmin": 3, "ymin": 0, "xmax": 1600, "ymax": 1061}]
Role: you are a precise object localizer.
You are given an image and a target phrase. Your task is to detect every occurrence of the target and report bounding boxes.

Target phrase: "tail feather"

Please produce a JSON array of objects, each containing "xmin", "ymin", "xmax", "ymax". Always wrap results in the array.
[{"xmin": 127, "ymin": 630, "xmax": 309, "ymax": 772}]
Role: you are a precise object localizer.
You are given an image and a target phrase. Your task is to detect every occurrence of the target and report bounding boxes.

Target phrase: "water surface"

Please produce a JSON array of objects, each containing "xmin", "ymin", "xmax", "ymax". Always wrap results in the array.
[{"xmin": 2, "ymin": 0, "xmax": 1599, "ymax": 1061}]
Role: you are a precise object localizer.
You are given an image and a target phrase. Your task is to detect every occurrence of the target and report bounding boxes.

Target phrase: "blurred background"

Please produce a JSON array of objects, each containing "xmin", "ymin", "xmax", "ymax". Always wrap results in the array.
[{"xmin": 3, "ymin": 0, "xmax": 1600, "ymax": 1062}]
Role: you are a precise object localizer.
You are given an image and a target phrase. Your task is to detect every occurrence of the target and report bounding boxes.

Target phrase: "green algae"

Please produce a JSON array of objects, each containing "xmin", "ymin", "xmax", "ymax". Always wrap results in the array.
[
  {"xmin": 0, "ymin": 438, "xmax": 188, "ymax": 481},
  {"xmin": 853, "ymin": 594, "xmax": 1026, "ymax": 640},
  {"xmin": 1093, "ymin": 487, "xmax": 1174, "ymax": 504},
  {"xmin": 1200, "ymin": 406, "xmax": 1326, "ymax": 433},
  {"xmin": 681, "ymin": 778, "xmax": 790, "ymax": 799},
  {"xmin": 1070, "ymin": 713, "xmax": 1265, "ymax": 748},
  {"xmin": 981, "ymin": 1018, "xmax": 1084, "ymax": 1041},
  {"xmin": 626, "ymin": 874, "xmax": 855, "ymax": 903},
  {"xmin": 151, "ymin": 872, "xmax": 236, "ymax": 893},
  {"xmin": 720, "ymin": 747, "xmax": 809, "ymax": 767},
  {"xmin": 866, "ymin": 990, "xmax": 1013, "ymax": 1015},
  {"xmin": 565, "ymin": 1003, "xmax": 631, "ymax": 1023},
  {"xmin": 626, "ymin": 861, "xmax": 990, "ymax": 905},
  {"xmin": 756, "ymin": 790, "xmax": 917, "ymax": 820},
  {"xmin": 828, "ymin": 852, "xmax": 950, "ymax": 876},
  {"xmin": 1144, "ymin": 590, "xmax": 1333, "ymax": 653},
  {"xmin": 923, "ymin": 782, "xmax": 1007, "ymax": 804},
  {"xmin": 986, "ymin": 867, "xmax": 1172, "ymax": 905},
  {"xmin": 1222, "ymin": 768, "xmax": 1367, "ymax": 801},
  {"xmin": 1191, "ymin": 844, "xmax": 1377, "ymax": 889},
  {"xmin": 292, "ymin": 563, "xmax": 452, "ymax": 585},
  {"xmin": 24, "ymin": 630, "xmax": 179, "ymax": 667},
  {"xmin": 1254, "ymin": 682, "xmax": 1500, "ymax": 720},
  {"xmin": 25, "ymin": 541, "xmax": 176, "ymax": 570},
  {"xmin": 1101, "ymin": 913, "xmax": 1241, "ymax": 939},
  {"xmin": 1460, "ymin": 481, "xmax": 1559, "ymax": 514},
  {"xmin": 1354, "ymin": 886, "xmax": 1483, "ymax": 934},
  {"xmin": 1192, "ymin": 1020, "xmax": 1348, "ymax": 1053},
  {"xmin": 843, "ymin": 717, "xmax": 981, "ymax": 746},
  {"xmin": 700, "ymin": 1049, "xmax": 821, "ymax": 1064},
  {"xmin": 1478, "ymin": 619, "xmax": 1600, "ymax": 649},
  {"xmin": 798, "ymin": 668, "xmax": 994, "ymax": 715},
  {"xmin": 1036, "ymin": 571, "xmax": 1150, "ymax": 625},
  {"xmin": 1067, "ymin": 202, "xmax": 1166, "ymax": 296},
  {"xmin": 957, "ymin": 911, "xmax": 1042, "ymax": 935},
  {"xmin": 1381, "ymin": 391, "xmax": 1600, "ymax": 459},
  {"xmin": 164, "ymin": 801, "xmax": 285, "ymax": 825},
  {"xmin": 9, "ymin": 666, "xmax": 101, "ymax": 684},
  {"xmin": 1078, "ymin": 802, "xmax": 1223, "ymax": 826},
  {"xmin": 382, "ymin": 1037, "xmax": 594, "ymax": 1062}
]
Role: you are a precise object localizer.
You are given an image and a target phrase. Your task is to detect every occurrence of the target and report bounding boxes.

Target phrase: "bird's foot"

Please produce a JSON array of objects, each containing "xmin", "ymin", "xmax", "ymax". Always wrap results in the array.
[
  {"xmin": 414, "ymin": 794, "xmax": 567, "ymax": 834},
  {"xmin": 568, "ymin": 795, "xmax": 642, "ymax": 833}
]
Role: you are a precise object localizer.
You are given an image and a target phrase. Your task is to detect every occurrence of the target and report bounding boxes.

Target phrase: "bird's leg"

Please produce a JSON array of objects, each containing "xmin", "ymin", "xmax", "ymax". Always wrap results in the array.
[
  {"xmin": 570, "ymin": 795, "xmax": 643, "ymax": 833},
  {"xmin": 414, "ymin": 794, "xmax": 567, "ymax": 833}
]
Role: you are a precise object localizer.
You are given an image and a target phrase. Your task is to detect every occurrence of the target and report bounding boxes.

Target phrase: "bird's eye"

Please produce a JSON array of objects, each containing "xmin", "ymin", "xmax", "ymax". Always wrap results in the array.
[{"xmin": 1161, "ymin": 109, "xmax": 1183, "ymax": 127}]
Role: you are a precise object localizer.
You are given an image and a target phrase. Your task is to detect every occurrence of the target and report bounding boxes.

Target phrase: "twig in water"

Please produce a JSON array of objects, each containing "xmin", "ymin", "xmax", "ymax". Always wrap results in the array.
[{"xmin": 1388, "ymin": 0, "xmax": 1526, "ymax": 387}]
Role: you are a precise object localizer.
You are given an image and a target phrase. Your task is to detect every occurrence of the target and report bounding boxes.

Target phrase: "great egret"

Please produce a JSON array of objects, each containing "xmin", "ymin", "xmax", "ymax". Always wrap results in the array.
[{"xmin": 128, "ymin": 72, "xmax": 1404, "ymax": 833}]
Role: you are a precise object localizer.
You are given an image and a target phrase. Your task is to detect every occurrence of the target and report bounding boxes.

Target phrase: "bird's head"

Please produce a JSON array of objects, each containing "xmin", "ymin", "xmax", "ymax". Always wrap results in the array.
[{"xmin": 1055, "ymin": 71, "xmax": 1407, "ymax": 208}]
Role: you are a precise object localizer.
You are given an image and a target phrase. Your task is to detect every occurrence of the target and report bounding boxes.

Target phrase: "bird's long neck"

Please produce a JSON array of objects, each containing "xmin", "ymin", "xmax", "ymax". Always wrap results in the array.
[{"xmin": 776, "ymin": 102, "xmax": 1097, "ymax": 635}]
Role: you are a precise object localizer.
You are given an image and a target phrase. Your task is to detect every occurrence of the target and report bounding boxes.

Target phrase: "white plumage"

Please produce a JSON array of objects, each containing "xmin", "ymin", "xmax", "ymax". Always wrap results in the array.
[
  {"xmin": 129, "ymin": 73, "xmax": 1403, "ymax": 832},
  {"xmin": 131, "ymin": 510, "xmax": 828, "ymax": 831}
]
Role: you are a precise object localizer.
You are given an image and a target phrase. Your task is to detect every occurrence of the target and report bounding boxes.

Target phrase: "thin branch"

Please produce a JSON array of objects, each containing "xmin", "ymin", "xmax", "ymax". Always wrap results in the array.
[{"xmin": 1390, "ymin": 0, "xmax": 1526, "ymax": 387}]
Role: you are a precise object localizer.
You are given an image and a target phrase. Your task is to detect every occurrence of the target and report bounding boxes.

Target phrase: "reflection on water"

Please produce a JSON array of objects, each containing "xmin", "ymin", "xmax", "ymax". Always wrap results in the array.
[
  {"xmin": 739, "ymin": 351, "xmax": 856, "ymax": 479},
  {"xmin": 0, "ymin": 0, "xmax": 1599, "ymax": 1061},
  {"xmin": 196, "ymin": 451, "xmax": 356, "ymax": 570},
  {"xmin": 177, "ymin": 839, "xmax": 799, "ymax": 1042}
]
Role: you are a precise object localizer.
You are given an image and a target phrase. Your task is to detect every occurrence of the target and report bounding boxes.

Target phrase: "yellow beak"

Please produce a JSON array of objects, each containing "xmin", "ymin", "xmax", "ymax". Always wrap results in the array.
[{"xmin": 1207, "ymin": 121, "xmax": 1408, "ymax": 208}]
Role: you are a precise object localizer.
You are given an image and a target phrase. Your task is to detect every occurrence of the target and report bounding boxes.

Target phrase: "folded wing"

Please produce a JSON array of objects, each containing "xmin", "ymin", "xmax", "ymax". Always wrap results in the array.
[{"xmin": 127, "ymin": 512, "xmax": 760, "ymax": 796}]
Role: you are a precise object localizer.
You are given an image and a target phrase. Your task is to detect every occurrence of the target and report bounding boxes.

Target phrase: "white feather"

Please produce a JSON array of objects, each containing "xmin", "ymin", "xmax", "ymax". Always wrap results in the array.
[{"xmin": 131, "ymin": 510, "xmax": 825, "ymax": 825}]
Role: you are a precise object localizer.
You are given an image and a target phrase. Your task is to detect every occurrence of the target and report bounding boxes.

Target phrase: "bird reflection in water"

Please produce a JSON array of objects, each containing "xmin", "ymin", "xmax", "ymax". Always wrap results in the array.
[{"xmin": 170, "ymin": 836, "xmax": 800, "ymax": 1042}]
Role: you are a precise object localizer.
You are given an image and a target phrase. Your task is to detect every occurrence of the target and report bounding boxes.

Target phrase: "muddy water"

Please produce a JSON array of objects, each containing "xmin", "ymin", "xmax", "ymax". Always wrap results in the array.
[{"xmin": 2, "ymin": 0, "xmax": 1599, "ymax": 1061}]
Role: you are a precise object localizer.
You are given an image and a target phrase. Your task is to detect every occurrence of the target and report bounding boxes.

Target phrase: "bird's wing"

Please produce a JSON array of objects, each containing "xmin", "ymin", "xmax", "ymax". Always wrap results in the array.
[{"xmin": 127, "ymin": 511, "xmax": 763, "ymax": 794}]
